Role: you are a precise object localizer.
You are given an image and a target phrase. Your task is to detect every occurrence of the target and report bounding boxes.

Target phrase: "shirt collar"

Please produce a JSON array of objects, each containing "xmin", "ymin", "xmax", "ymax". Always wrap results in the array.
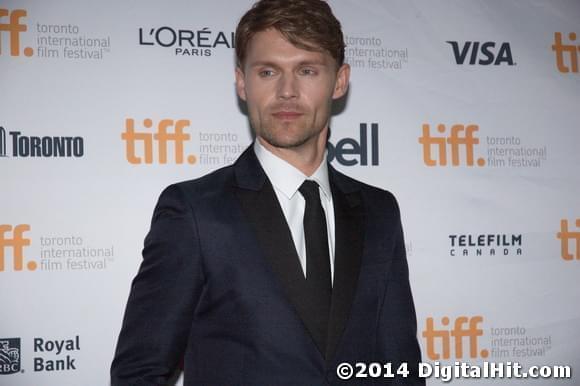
[{"xmin": 253, "ymin": 140, "xmax": 331, "ymax": 201}]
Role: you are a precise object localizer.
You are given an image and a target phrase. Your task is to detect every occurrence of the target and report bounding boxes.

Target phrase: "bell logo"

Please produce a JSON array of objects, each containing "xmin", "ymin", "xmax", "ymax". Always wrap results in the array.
[
  {"xmin": 419, "ymin": 124, "xmax": 485, "ymax": 167},
  {"xmin": 557, "ymin": 219, "xmax": 580, "ymax": 260},
  {"xmin": 423, "ymin": 316, "xmax": 489, "ymax": 360},
  {"xmin": 0, "ymin": 224, "xmax": 36, "ymax": 272},
  {"xmin": 0, "ymin": 9, "xmax": 33, "ymax": 57},
  {"xmin": 121, "ymin": 118, "xmax": 196, "ymax": 165},
  {"xmin": 327, "ymin": 123, "xmax": 379, "ymax": 166},
  {"xmin": 552, "ymin": 32, "xmax": 579, "ymax": 73},
  {"xmin": 446, "ymin": 41, "xmax": 515, "ymax": 66}
]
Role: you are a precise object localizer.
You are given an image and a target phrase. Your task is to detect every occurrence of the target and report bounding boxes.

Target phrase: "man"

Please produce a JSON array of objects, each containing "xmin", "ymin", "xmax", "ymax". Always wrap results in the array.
[{"xmin": 111, "ymin": 0, "xmax": 423, "ymax": 384}]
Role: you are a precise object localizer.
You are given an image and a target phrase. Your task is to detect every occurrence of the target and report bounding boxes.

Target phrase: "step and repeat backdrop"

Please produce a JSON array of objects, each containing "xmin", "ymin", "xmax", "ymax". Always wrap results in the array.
[{"xmin": 1, "ymin": 0, "xmax": 579, "ymax": 385}]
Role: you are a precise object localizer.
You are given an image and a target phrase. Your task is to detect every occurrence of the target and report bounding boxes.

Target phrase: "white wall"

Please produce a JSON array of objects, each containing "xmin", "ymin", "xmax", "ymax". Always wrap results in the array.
[{"xmin": 1, "ymin": 1, "xmax": 579, "ymax": 384}]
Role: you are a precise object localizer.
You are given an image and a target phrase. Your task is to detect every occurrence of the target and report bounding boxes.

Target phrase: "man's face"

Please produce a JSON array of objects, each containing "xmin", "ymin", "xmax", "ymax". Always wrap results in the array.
[{"xmin": 235, "ymin": 29, "xmax": 349, "ymax": 151}]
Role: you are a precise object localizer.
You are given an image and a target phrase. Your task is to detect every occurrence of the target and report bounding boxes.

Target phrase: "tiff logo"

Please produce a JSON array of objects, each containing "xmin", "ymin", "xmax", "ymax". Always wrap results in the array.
[
  {"xmin": 552, "ymin": 32, "xmax": 579, "ymax": 73},
  {"xmin": 0, "ymin": 224, "xmax": 36, "ymax": 271},
  {"xmin": 121, "ymin": 118, "xmax": 196, "ymax": 165},
  {"xmin": 419, "ymin": 124, "xmax": 485, "ymax": 167},
  {"xmin": 0, "ymin": 9, "xmax": 33, "ymax": 56},
  {"xmin": 557, "ymin": 219, "xmax": 580, "ymax": 260},
  {"xmin": 423, "ymin": 316, "xmax": 489, "ymax": 360}
]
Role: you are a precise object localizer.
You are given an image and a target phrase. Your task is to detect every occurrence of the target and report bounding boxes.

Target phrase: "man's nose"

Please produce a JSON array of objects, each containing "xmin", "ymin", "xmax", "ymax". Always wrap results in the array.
[{"xmin": 276, "ymin": 73, "xmax": 298, "ymax": 100}]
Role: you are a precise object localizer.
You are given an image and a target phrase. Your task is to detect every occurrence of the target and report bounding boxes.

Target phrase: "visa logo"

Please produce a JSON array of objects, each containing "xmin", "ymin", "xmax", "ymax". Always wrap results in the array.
[{"xmin": 446, "ymin": 41, "xmax": 515, "ymax": 66}]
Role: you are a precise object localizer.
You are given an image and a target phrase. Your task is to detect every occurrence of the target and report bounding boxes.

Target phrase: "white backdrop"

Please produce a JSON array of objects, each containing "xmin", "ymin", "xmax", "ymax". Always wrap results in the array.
[{"xmin": 1, "ymin": 1, "xmax": 579, "ymax": 385}]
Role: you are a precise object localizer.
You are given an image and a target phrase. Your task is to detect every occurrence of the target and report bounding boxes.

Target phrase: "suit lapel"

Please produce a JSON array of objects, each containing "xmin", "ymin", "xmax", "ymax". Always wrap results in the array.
[
  {"xmin": 232, "ymin": 147, "xmax": 365, "ymax": 361},
  {"xmin": 233, "ymin": 147, "xmax": 327, "ymax": 356},
  {"xmin": 325, "ymin": 167, "xmax": 364, "ymax": 361},
  {"xmin": 235, "ymin": 179, "xmax": 308, "ymax": 302}
]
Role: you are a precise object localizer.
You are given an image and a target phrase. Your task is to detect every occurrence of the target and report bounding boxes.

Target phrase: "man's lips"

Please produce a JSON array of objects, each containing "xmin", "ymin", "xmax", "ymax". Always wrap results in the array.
[{"xmin": 272, "ymin": 111, "xmax": 303, "ymax": 120}]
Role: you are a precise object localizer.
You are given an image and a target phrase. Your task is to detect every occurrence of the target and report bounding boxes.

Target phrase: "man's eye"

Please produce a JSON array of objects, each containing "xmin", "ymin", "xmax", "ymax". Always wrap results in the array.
[
  {"xmin": 258, "ymin": 69, "xmax": 275, "ymax": 77},
  {"xmin": 299, "ymin": 68, "xmax": 317, "ymax": 75}
]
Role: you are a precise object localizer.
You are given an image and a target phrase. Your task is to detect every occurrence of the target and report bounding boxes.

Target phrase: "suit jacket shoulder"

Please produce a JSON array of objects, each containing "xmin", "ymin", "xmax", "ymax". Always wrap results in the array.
[{"xmin": 329, "ymin": 166, "xmax": 402, "ymax": 221}]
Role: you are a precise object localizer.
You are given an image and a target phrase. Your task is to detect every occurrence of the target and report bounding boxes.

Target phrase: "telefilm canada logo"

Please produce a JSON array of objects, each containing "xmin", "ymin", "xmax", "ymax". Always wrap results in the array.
[
  {"xmin": 138, "ymin": 25, "xmax": 235, "ymax": 57},
  {"xmin": 0, "ymin": 8, "xmax": 111, "ymax": 60},
  {"xmin": 449, "ymin": 233, "xmax": 523, "ymax": 257},
  {"xmin": 0, "ymin": 126, "xmax": 84, "ymax": 159},
  {"xmin": 419, "ymin": 124, "xmax": 548, "ymax": 168},
  {"xmin": 0, "ymin": 338, "xmax": 21, "ymax": 375},
  {"xmin": 446, "ymin": 41, "xmax": 516, "ymax": 66}
]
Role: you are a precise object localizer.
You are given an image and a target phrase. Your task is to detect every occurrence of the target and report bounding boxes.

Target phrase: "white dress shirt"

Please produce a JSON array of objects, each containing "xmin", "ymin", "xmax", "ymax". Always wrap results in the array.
[{"xmin": 253, "ymin": 140, "xmax": 335, "ymax": 283}]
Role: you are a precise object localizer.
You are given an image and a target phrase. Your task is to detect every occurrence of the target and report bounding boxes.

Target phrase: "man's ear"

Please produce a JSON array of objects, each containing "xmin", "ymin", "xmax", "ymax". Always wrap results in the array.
[
  {"xmin": 235, "ymin": 67, "xmax": 247, "ymax": 101},
  {"xmin": 332, "ymin": 63, "xmax": 350, "ymax": 100}
]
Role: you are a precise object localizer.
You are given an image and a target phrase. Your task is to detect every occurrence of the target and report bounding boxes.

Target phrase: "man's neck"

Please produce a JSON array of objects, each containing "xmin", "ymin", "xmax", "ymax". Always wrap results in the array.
[{"xmin": 257, "ymin": 133, "xmax": 327, "ymax": 177}]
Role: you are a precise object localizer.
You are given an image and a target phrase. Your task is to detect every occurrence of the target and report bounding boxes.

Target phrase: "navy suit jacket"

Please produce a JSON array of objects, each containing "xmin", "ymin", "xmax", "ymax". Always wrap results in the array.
[{"xmin": 111, "ymin": 146, "xmax": 424, "ymax": 385}]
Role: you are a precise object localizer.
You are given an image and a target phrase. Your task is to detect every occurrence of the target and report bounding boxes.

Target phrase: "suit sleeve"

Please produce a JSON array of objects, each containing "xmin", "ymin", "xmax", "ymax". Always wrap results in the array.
[
  {"xmin": 377, "ymin": 193, "xmax": 425, "ymax": 385},
  {"xmin": 111, "ymin": 184, "xmax": 205, "ymax": 386}
]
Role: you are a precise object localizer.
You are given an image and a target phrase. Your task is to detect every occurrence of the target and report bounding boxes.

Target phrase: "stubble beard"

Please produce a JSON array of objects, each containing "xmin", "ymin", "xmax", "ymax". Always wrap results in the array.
[
  {"xmin": 258, "ymin": 126, "xmax": 317, "ymax": 149},
  {"xmin": 254, "ymin": 115, "xmax": 322, "ymax": 150}
]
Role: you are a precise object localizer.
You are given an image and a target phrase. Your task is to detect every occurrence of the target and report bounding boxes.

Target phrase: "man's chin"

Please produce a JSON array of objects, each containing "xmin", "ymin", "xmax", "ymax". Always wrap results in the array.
[{"xmin": 258, "ymin": 134, "xmax": 313, "ymax": 150}]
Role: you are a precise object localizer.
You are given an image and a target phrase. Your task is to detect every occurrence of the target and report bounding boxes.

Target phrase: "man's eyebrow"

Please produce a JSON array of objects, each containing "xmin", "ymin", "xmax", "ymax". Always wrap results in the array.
[
  {"xmin": 248, "ymin": 61, "xmax": 279, "ymax": 68},
  {"xmin": 248, "ymin": 60, "xmax": 329, "ymax": 68},
  {"xmin": 297, "ymin": 60, "xmax": 328, "ymax": 67}
]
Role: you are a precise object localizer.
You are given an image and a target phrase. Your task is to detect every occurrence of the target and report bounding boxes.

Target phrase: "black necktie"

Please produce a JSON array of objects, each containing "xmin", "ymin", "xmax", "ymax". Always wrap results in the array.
[{"xmin": 299, "ymin": 180, "xmax": 332, "ymax": 352}]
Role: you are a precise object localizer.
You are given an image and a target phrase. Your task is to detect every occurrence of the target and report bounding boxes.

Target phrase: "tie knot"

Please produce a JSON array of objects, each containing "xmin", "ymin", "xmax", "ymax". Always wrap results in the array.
[{"xmin": 299, "ymin": 180, "xmax": 320, "ymax": 201}]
